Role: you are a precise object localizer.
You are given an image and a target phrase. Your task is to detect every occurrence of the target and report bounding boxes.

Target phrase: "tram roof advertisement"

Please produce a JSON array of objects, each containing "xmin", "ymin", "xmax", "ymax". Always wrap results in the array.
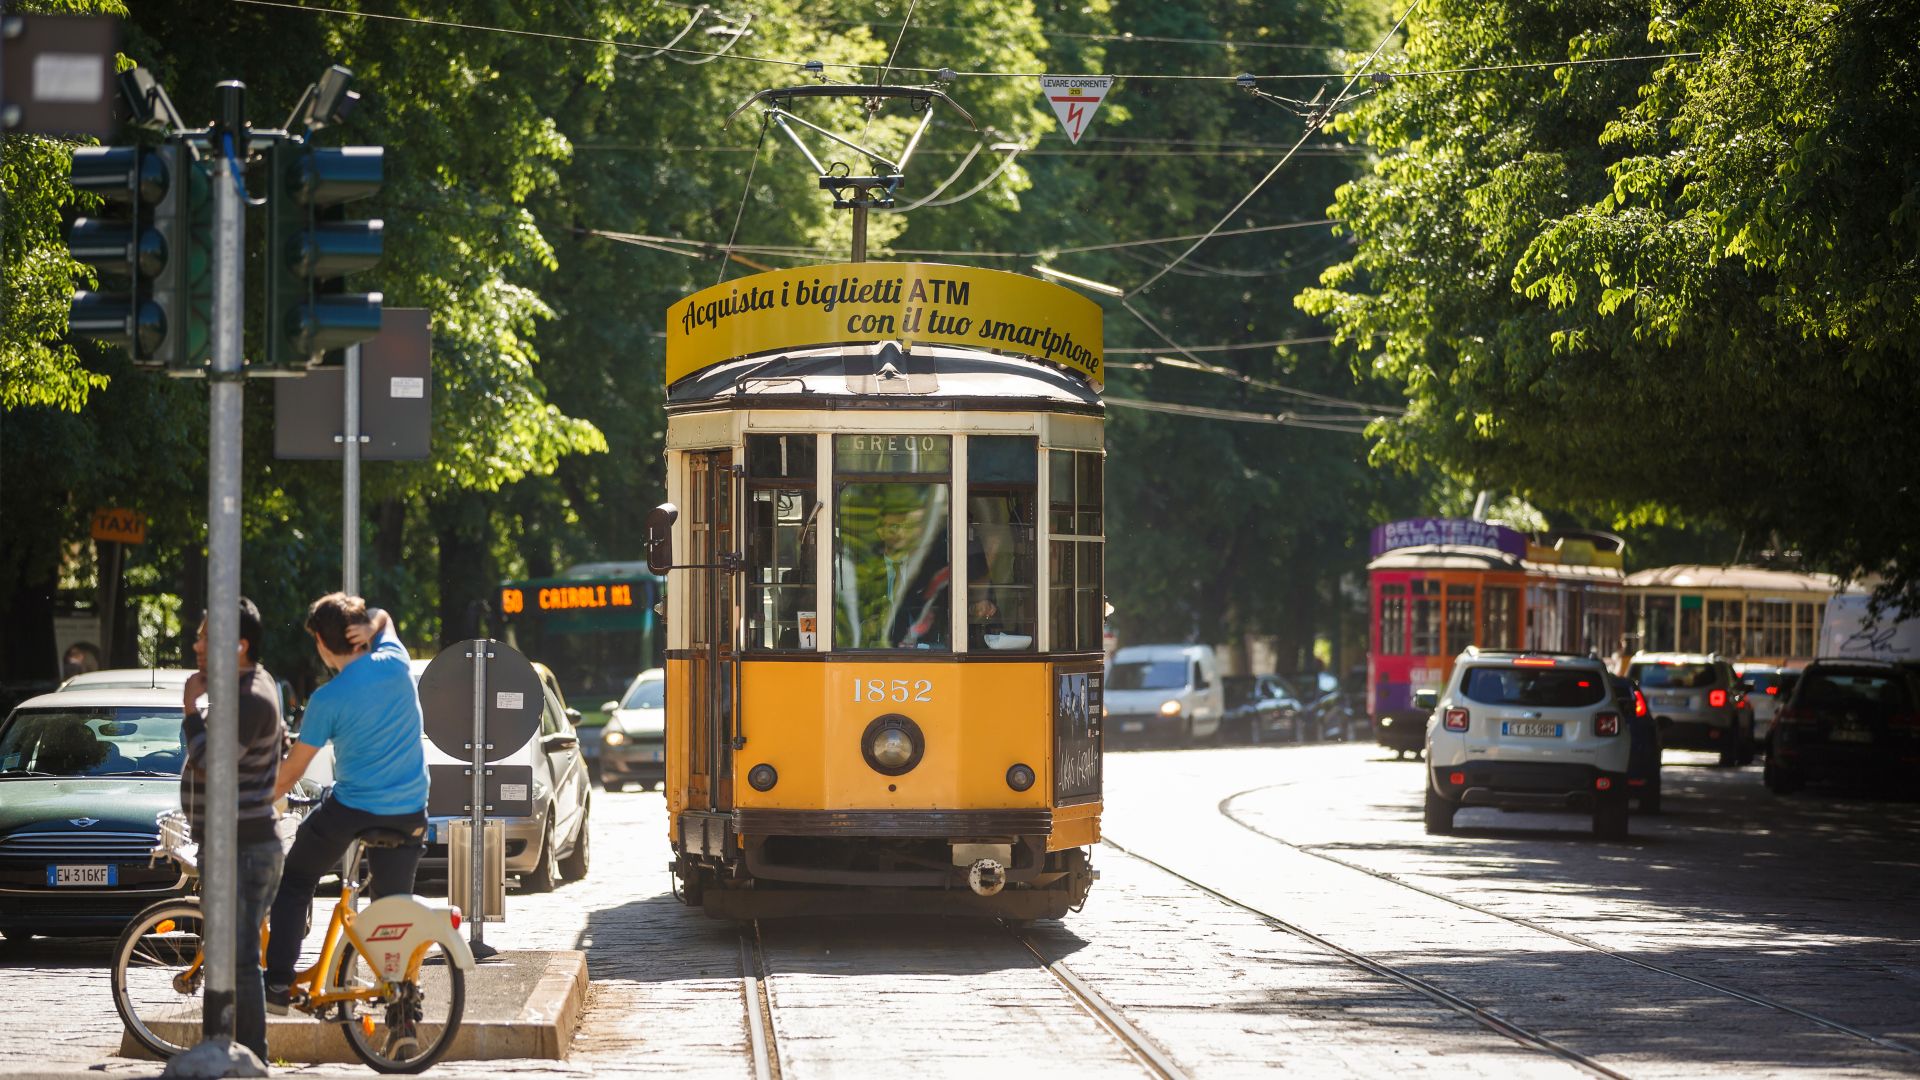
[
  {"xmin": 665, "ymin": 262, "xmax": 1105, "ymax": 390},
  {"xmin": 1370, "ymin": 517, "xmax": 1530, "ymax": 559}
]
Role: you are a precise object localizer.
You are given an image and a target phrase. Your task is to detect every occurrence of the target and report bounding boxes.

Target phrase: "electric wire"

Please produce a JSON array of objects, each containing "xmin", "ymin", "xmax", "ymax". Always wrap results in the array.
[
  {"xmin": 226, "ymin": 2, "xmax": 1699, "ymax": 84},
  {"xmin": 666, "ymin": 13, "xmax": 754, "ymax": 66},
  {"xmin": 1106, "ymin": 336, "xmax": 1331, "ymax": 355},
  {"xmin": 717, "ymin": 114, "xmax": 773, "ymax": 284},
  {"xmin": 1105, "ymin": 396, "xmax": 1383, "ymax": 434},
  {"xmin": 1126, "ymin": 0, "xmax": 1424, "ymax": 297},
  {"xmin": 1122, "ymin": 297, "xmax": 1400, "ymax": 414}
]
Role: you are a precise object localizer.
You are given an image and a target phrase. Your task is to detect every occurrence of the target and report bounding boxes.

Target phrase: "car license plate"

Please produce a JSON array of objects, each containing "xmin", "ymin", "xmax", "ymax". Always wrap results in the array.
[
  {"xmin": 1502, "ymin": 721, "xmax": 1563, "ymax": 738},
  {"xmin": 1656, "ymin": 695, "xmax": 1688, "ymax": 708},
  {"xmin": 1121, "ymin": 720, "xmax": 1145, "ymax": 733},
  {"xmin": 48, "ymin": 864, "xmax": 116, "ymax": 887},
  {"xmin": 1831, "ymin": 728, "xmax": 1873, "ymax": 743}
]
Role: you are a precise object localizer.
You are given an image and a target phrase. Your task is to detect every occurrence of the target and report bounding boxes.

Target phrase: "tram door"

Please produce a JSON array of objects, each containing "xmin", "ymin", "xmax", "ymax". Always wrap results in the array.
[{"xmin": 687, "ymin": 450, "xmax": 738, "ymax": 813}]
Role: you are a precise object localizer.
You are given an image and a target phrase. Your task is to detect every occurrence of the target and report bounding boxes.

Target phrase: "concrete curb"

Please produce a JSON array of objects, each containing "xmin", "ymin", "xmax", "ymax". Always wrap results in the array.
[{"xmin": 119, "ymin": 950, "xmax": 587, "ymax": 1064}]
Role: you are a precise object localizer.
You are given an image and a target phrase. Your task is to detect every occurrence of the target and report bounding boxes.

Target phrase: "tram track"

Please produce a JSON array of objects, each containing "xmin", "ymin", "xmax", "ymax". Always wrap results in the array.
[
  {"xmin": 739, "ymin": 923, "xmax": 781, "ymax": 1080},
  {"xmin": 1098, "ymin": 836, "xmax": 1631, "ymax": 1080},
  {"xmin": 1006, "ymin": 923, "xmax": 1190, "ymax": 1080},
  {"xmin": 1216, "ymin": 782, "xmax": 1920, "ymax": 1060}
]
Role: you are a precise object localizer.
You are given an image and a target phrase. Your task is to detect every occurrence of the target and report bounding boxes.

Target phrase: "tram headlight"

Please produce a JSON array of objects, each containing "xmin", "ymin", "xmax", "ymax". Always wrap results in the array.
[
  {"xmin": 861, "ymin": 714, "xmax": 925, "ymax": 776},
  {"xmin": 1006, "ymin": 763, "xmax": 1036, "ymax": 792},
  {"xmin": 748, "ymin": 764, "xmax": 778, "ymax": 792},
  {"xmin": 1158, "ymin": 699, "xmax": 1183, "ymax": 718},
  {"xmin": 873, "ymin": 729, "xmax": 914, "ymax": 768}
]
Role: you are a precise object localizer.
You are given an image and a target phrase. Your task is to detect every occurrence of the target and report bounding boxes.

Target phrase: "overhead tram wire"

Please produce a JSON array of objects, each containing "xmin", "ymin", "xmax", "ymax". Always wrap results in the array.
[
  {"xmin": 1105, "ymin": 397, "xmax": 1384, "ymax": 434},
  {"xmin": 716, "ymin": 113, "xmax": 774, "ymax": 284},
  {"xmin": 1124, "ymin": 0, "xmax": 1425, "ymax": 298},
  {"xmin": 1106, "ymin": 336, "xmax": 1332, "ymax": 355},
  {"xmin": 226, "ymin": 3, "xmax": 1699, "ymax": 84},
  {"xmin": 1120, "ymin": 296, "xmax": 1400, "ymax": 415}
]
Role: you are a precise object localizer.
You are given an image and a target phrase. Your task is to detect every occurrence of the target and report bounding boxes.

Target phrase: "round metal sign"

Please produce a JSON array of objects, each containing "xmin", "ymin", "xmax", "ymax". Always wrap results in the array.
[{"xmin": 418, "ymin": 638, "xmax": 543, "ymax": 763}]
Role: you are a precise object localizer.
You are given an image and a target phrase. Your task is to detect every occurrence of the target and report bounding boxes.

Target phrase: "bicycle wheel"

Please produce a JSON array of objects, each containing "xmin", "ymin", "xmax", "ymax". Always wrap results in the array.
[
  {"xmin": 110, "ymin": 899, "xmax": 207, "ymax": 1059},
  {"xmin": 329, "ymin": 939, "xmax": 466, "ymax": 1073}
]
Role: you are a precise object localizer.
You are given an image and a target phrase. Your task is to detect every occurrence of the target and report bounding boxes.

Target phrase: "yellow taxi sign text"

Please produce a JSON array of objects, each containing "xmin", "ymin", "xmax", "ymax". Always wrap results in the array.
[
  {"xmin": 666, "ymin": 262, "xmax": 1104, "ymax": 390},
  {"xmin": 90, "ymin": 508, "xmax": 146, "ymax": 545}
]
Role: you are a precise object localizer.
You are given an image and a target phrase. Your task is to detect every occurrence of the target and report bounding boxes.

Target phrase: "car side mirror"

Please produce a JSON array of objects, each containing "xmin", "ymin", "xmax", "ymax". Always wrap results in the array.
[
  {"xmin": 600, "ymin": 700, "xmax": 620, "ymax": 713},
  {"xmin": 565, "ymin": 707, "xmax": 582, "ymax": 726},
  {"xmin": 645, "ymin": 503, "xmax": 679, "ymax": 575},
  {"xmin": 1412, "ymin": 689, "xmax": 1439, "ymax": 711},
  {"xmin": 543, "ymin": 731, "xmax": 579, "ymax": 751}
]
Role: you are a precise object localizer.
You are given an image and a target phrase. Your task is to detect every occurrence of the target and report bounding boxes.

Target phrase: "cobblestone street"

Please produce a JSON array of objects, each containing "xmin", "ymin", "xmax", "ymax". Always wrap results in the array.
[{"xmin": 4, "ymin": 743, "xmax": 1917, "ymax": 1079}]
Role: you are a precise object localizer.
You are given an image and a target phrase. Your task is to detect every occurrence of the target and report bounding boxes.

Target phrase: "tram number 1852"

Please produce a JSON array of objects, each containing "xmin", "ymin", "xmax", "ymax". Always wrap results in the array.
[{"xmin": 853, "ymin": 678, "xmax": 935, "ymax": 703}]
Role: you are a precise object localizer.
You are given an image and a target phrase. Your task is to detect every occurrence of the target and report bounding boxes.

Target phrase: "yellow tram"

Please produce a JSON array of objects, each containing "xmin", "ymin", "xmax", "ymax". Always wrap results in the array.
[{"xmin": 645, "ymin": 260, "xmax": 1107, "ymax": 919}]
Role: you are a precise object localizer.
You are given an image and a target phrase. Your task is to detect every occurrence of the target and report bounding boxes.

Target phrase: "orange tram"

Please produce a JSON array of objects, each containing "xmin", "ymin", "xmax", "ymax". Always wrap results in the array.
[
  {"xmin": 1367, "ymin": 518, "xmax": 1627, "ymax": 753},
  {"xmin": 643, "ymin": 261, "xmax": 1107, "ymax": 919}
]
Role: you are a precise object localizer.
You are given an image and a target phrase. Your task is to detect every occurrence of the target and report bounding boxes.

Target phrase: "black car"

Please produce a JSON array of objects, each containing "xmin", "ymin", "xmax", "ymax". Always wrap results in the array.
[
  {"xmin": 1223, "ymin": 675, "xmax": 1304, "ymax": 744},
  {"xmin": 0, "ymin": 688, "xmax": 191, "ymax": 938},
  {"xmin": 1608, "ymin": 674, "xmax": 1665, "ymax": 812},
  {"xmin": 1765, "ymin": 659, "xmax": 1920, "ymax": 794}
]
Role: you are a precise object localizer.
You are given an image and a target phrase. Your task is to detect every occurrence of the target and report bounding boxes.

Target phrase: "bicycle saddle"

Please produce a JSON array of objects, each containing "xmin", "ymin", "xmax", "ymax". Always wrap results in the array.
[{"xmin": 357, "ymin": 826, "xmax": 423, "ymax": 849}]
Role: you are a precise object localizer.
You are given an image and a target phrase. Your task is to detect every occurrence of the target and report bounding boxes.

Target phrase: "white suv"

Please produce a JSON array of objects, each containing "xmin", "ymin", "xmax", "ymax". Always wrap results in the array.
[{"xmin": 1425, "ymin": 649, "xmax": 1632, "ymax": 839}]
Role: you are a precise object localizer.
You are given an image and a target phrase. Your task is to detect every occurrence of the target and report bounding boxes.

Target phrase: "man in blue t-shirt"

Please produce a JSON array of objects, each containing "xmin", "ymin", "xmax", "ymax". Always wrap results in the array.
[{"xmin": 264, "ymin": 592, "xmax": 430, "ymax": 1010}]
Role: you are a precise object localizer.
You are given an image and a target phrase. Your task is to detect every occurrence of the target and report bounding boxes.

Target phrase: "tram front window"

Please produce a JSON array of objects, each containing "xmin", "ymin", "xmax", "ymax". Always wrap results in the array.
[
  {"xmin": 745, "ymin": 434, "xmax": 818, "ymax": 651},
  {"xmin": 834, "ymin": 434, "xmax": 954, "ymax": 651}
]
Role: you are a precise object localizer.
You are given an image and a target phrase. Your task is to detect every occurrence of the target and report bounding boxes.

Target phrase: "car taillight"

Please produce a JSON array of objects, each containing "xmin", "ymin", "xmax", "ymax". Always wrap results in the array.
[
  {"xmin": 1777, "ymin": 706, "xmax": 1810, "ymax": 727},
  {"xmin": 1443, "ymin": 707, "xmax": 1469, "ymax": 731},
  {"xmin": 1765, "ymin": 685, "xmax": 1779, "ymax": 696},
  {"xmin": 1594, "ymin": 711, "xmax": 1621, "ymax": 736},
  {"xmin": 1708, "ymin": 689, "xmax": 1728, "ymax": 708},
  {"xmin": 1891, "ymin": 714, "xmax": 1920, "ymax": 735},
  {"xmin": 1633, "ymin": 689, "xmax": 1648, "ymax": 718}
]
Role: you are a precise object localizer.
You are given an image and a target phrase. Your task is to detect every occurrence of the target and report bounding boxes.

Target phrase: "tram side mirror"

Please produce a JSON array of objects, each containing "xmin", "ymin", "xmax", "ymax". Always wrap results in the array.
[{"xmin": 645, "ymin": 503, "xmax": 679, "ymax": 575}]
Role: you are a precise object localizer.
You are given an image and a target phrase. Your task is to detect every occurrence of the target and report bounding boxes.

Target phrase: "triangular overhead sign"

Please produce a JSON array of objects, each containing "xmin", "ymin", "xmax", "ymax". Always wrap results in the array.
[{"xmin": 1042, "ymin": 74, "xmax": 1114, "ymax": 145}]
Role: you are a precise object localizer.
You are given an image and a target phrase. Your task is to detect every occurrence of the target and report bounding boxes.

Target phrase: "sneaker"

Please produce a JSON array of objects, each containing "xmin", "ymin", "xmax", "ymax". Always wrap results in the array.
[{"xmin": 265, "ymin": 983, "xmax": 292, "ymax": 1016}]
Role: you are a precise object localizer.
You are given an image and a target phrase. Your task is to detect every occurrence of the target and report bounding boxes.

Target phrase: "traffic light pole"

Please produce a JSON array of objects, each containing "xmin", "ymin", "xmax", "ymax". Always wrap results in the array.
[
  {"xmin": 200, "ymin": 80, "xmax": 248, "ymax": 1051},
  {"xmin": 342, "ymin": 343, "xmax": 361, "ymax": 594}
]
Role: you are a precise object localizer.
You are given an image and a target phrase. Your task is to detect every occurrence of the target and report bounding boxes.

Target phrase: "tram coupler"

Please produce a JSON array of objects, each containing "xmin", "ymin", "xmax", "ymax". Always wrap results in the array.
[{"xmin": 967, "ymin": 858, "xmax": 1007, "ymax": 897}]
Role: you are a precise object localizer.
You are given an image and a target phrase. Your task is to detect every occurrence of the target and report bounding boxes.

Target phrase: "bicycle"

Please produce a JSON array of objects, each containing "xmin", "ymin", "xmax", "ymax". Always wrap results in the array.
[{"xmin": 110, "ymin": 808, "xmax": 476, "ymax": 1073}]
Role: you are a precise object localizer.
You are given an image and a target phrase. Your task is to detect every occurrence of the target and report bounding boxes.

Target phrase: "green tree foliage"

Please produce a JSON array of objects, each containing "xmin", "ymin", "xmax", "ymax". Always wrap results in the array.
[{"xmin": 1301, "ymin": 0, "xmax": 1920, "ymax": 607}]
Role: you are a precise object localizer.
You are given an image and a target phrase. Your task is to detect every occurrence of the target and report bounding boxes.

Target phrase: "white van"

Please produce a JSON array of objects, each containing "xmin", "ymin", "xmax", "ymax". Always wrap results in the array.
[
  {"xmin": 1818, "ymin": 594, "xmax": 1920, "ymax": 662},
  {"xmin": 1104, "ymin": 644, "xmax": 1224, "ymax": 744}
]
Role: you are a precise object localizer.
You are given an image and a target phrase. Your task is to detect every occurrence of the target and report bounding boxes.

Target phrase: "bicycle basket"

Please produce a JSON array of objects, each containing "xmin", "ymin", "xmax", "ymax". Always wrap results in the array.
[{"xmin": 152, "ymin": 809, "xmax": 198, "ymax": 873}]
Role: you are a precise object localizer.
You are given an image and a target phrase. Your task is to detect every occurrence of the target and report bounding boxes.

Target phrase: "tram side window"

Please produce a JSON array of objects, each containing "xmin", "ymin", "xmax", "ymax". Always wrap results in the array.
[
  {"xmin": 1410, "ymin": 580, "xmax": 1442, "ymax": 656},
  {"xmin": 968, "ymin": 437, "xmax": 1038, "ymax": 651},
  {"xmin": 833, "ymin": 435, "xmax": 953, "ymax": 651},
  {"xmin": 1378, "ymin": 585, "xmax": 1407, "ymax": 656},
  {"xmin": 1048, "ymin": 449, "xmax": 1105, "ymax": 652},
  {"xmin": 1483, "ymin": 586, "xmax": 1518, "ymax": 650},
  {"xmin": 1706, "ymin": 599, "xmax": 1743, "ymax": 656},
  {"xmin": 1445, "ymin": 583, "xmax": 1475, "ymax": 656},
  {"xmin": 744, "ymin": 435, "xmax": 818, "ymax": 651}
]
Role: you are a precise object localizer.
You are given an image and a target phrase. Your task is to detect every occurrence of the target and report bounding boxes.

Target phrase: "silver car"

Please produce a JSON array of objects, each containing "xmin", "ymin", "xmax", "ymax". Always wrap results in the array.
[
  {"xmin": 414, "ymin": 660, "xmax": 592, "ymax": 892},
  {"xmin": 1627, "ymin": 652, "xmax": 1755, "ymax": 766}
]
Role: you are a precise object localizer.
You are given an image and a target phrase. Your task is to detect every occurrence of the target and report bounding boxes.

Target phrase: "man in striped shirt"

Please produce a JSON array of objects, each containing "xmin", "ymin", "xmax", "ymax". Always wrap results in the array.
[{"xmin": 181, "ymin": 596, "xmax": 287, "ymax": 1063}]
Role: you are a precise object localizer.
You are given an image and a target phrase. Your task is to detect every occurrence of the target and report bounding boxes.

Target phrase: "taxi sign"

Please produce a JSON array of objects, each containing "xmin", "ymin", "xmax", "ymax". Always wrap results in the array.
[
  {"xmin": 90, "ymin": 508, "xmax": 146, "ymax": 545},
  {"xmin": 666, "ymin": 262, "xmax": 1104, "ymax": 390}
]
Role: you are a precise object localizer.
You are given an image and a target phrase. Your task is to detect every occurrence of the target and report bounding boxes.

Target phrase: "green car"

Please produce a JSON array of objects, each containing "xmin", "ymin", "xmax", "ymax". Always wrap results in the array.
[{"xmin": 0, "ymin": 687, "xmax": 191, "ymax": 939}]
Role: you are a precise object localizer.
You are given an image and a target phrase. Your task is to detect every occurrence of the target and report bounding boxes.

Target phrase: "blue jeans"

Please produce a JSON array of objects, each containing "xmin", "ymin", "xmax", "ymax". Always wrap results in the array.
[{"xmin": 235, "ymin": 836, "xmax": 285, "ymax": 1059}]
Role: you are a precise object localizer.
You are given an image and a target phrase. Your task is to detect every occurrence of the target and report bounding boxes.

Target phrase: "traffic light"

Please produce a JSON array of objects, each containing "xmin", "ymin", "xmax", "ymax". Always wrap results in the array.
[
  {"xmin": 66, "ymin": 143, "xmax": 213, "ymax": 369},
  {"xmin": 262, "ymin": 137, "xmax": 384, "ymax": 369}
]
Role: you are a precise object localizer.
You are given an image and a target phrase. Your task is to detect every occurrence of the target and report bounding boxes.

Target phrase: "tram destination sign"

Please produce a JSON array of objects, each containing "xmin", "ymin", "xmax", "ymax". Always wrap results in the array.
[
  {"xmin": 498, "ymin": 576, "xmax": 654, "ymax": 633},
  {"xmin": 666, "ymin": 262, "xmax": 1105, "ymax": 390},
  {"xmin": 1371, "ymin": 517, "xmax": 1529, "ymax": 559}
]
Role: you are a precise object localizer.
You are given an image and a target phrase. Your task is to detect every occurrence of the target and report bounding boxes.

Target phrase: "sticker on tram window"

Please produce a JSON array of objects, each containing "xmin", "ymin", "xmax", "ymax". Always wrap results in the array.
[
  {"xmin": 798, "ymin": 612, "xmax": 817, "ymax": 649},
  {"xmin": 853, "ymin": 678, "xmax": 934, "ymax": 703}
]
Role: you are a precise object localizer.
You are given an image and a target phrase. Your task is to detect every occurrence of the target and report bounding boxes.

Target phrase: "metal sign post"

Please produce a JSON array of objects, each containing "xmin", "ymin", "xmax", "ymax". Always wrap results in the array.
[
  {"xmin": 416, "ymin": 639, "xmax": 540, "ymax": 961},
  {"xmin": 466, "ymin": 640, "xmax": 491, "ymax": 958},
  {"xmin": 342, "ymin": 343, "xmax": 363, "ymax": 593}
]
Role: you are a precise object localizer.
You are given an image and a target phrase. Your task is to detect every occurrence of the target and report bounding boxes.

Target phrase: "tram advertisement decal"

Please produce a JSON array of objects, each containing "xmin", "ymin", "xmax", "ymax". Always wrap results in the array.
[
  {"xmin": 666, "ymin": 262, "xmax": 1105, "ymax": 390},
  {"xmin": 1054, "ymin": 667, "xmax": 1102, "ymax": 805}
]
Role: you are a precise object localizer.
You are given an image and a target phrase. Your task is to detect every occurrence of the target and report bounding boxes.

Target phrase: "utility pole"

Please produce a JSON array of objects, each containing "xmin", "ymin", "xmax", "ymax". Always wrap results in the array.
[{"xmin": 201, "ymin": 78, "xmax": 247, "ymax": 1047}]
